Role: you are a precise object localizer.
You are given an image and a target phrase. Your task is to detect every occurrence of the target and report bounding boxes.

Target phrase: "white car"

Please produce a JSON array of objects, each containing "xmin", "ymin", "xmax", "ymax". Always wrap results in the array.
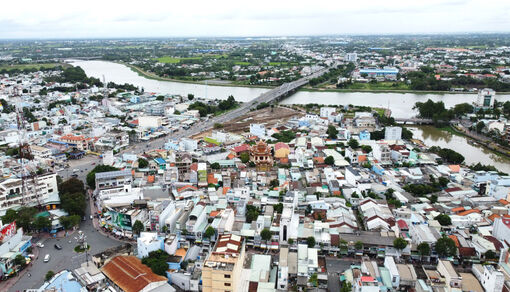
[
  {"xmin": 44, "ymin": 254, "xmax": 50, "ymax": 262},
  {"xmin": 36, "ymin": 242, "xmax": 44, "ymax": 248}
]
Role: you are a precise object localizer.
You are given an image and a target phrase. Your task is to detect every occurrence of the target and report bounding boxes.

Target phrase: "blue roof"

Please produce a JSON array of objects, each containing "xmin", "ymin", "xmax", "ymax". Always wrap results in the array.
[
  {"xmin": 360, "ymin": 68, "xmax": 398, "ymax": 74},
  {"xmin": 154, "ymin": 157, "xmax": 166, "ymax": 165},
  {"xmin": 42, "ymin": 271, "xmax": 83, "ymax": 292}
]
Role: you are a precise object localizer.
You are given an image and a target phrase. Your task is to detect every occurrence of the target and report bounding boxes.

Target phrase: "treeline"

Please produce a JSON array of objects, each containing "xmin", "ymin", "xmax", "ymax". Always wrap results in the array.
[
  {"xmin": 189, "ymin": 95, "xmax": 238, "ymax": 117},
  {"xmin": 308, "ymin": 63, "xmax": 355, "ymax": 87},
  {"xmin": 45, "ymin": 66, "xmax": 102, "ymax": 87},
  {"xmin": 0, "ymin": 65, "xmax": 64, "ymax": 75},
  {"xmin": 413, "ymin": 99, "xmax": 474, "ymax": 125},
  {"xmin": 429, "ymin": 146, "xmax": 465, "ymax": 164},
  {"xmin": 407, "ymin": 69, "xmax": 510, "ymax": 92}
]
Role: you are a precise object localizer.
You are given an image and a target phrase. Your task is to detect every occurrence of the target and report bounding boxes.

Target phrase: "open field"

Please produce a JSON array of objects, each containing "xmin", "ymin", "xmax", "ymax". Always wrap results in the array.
[
  {"xmin": 155, "ymin": 56, "xmax": 203, "ymax": 63},
  {"xmin": 0, "ymin": 63, "xmax": 68, "ymax": 71},
  {"xmin": 192, "ymin": 106, "xmax": 303, "ymax": 139}
]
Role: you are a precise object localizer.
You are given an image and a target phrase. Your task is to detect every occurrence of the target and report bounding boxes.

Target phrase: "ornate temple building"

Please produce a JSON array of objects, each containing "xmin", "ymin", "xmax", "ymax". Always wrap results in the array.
[{"xmin": 250, "ymin": 140, "xmax": 273, "ymax": 171}]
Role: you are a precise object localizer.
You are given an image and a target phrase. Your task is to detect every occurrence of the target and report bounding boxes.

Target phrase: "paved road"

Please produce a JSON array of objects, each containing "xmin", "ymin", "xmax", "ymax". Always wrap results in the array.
[{"xmin": 9, "ymin": 188, "xmax": 121, "ymax": 292}]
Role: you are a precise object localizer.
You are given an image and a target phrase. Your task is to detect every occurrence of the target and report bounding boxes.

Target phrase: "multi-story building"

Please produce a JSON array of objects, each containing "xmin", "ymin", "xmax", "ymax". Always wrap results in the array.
[
  {"xmin": 58, "ymin": 134, "xmax": 94, "ymax": 151},
  {"xmin": 0, "ymin": 172, "xmax": 58, "ymax": 209},
  {"xmin": 202, "ymin": 234, "xmax": 245, "ymax": 292},
  {"xmin": 476, "ymin": 88, "xmax": 495, "ymax": 109},
  {"xmin": 95, "ymin": 169, "xmax": 133, "ymax": 194},
  {"xmin": 384, "ymin": 127, "xmax": 402, "ymax": 141},
  {"xmin": 30, "ymin": 145, "xmax": 52, "ymax": 158}
]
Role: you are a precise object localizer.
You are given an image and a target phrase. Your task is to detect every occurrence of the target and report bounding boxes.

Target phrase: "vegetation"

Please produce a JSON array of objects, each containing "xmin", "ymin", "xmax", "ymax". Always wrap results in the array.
[
  {"xmin": 59, "ymin": 178, "xmax": 87, "ymax": 217},
  {"xmin": 327, "ymin": 125, "xmax": 338, "ymax": 139},
  {"xmin": 271, "ymin": 130, "xmax": 296, "ymax": 143},
  {"xmin": 434, "ymin": 214, "xmax": 452, "ymax": 226},
  {"xmin": 435, "ymin": 236, "xmax": 457, "ymax": 258},
  {"xmin": 45, "ymin": 270, "xmax": 55, "ymax": 281},
  {"xmin": 307, "ymin": 236, "xmax": 316, "ymax": 248},
  {"xmin": 417, "ymin": 242, "xmax": 431, "ymax": 257},
  {"xmin": 325, "ymin": 156, "xmax": 335, "ymax": 165},
  {"xmin": 138, "ymin": 158, "xmax": 149, "ymax": 168},
  {"xmin": 204, "ymin": 226, "xmax": 215, "ymax": 238},
  {"xmin": 132, "ymin": 220, "xmax": 145, "ymax": 235},
  {"xmin": 393, "ymin": 237, "xmax": 408, "ymax": 251},
  {"xmin": 429, "ymin": 146, "xmax": 465, "ymax": 164},
  {"xmin": 59, "ymin": 215, "xmax": 81, "ymax": 230},
  {"xmin": 261, "ymin": 228, "xmax": 272, "ymax": 241},
  {"xmin": 240, "ymin": 152, "xmax": 250, "ymax": 164},
  {"xmin": 142, "ymin": 250, "xmax": 170, "ymax": 276},
  {"xmin": 245, "ymin": 205, "xmax": 260, "ymax": 223}
]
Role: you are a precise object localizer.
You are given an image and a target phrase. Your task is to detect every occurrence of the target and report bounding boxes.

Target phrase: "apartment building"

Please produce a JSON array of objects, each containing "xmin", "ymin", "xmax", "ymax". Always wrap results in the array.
[{"xmin": 0, "ymin": 172, "xmax": 58, "ymax": 209}]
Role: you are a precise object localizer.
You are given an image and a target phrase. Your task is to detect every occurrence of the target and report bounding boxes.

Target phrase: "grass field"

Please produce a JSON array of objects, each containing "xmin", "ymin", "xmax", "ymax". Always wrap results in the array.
[
  {"xmin": 155, "ymin": 56, "xmax": 202, "ymax": 63},
  {"xmin": 268, "ymin": 62, "xmax": 299, "ymax": 66},
  {"xmin": 0, "ymin": 63, "xmax": 66, "ymax": 71},
  {"xmin": 234, "ymin": 61, "xmax": 250, "ymax": 66},
  {"xmin": 345, "ymin": 82, "xmax": 410, "ymax": 90}
]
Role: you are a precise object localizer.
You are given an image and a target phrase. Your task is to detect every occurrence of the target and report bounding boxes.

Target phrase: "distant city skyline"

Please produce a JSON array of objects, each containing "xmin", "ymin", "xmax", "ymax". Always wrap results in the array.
[{"xmin": 1, "ymin": 0, "xmax": 509, "ymax": 39}]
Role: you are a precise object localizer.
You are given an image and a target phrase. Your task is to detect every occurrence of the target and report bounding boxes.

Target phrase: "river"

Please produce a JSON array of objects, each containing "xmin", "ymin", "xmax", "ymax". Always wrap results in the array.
[
  {"xmin": 409, "ymin": 126, "xmax": 510, "ymax": 174},
  {"xmin": 71, "ymin": 60, "xmax": 510, "ymax": 171}
]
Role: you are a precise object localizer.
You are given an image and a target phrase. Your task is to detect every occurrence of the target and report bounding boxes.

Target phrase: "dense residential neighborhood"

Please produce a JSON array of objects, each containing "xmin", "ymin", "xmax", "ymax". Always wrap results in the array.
[{"xmin": 0, "ymin": 57, "xmax": 510, "ymax": 292}]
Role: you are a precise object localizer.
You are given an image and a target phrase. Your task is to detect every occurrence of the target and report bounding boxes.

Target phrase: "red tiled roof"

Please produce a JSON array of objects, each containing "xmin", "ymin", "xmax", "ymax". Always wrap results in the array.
[
  {"xmin": 397, "ymin": 219, "xmax": 408, "ymax": 230},
  {"xmin": 101, "ymin": 256, "xmax": 167, "ymax": 292},
  {"xmin": 457, "ymin": 209, "xmax": 481, "ymax": 216},
  {"xmin": 177, "ymin": 185, "xmax": 198, "ymax": 193},
  {"xmin": 233, "ymin": 144, "xmax": 249, "ymax": 153}
]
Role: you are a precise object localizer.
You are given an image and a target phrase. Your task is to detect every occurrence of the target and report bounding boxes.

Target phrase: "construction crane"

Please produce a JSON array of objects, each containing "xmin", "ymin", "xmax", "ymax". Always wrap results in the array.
[{"xmin": 14, "ymin": 97, "xmax": 41, "ymax": 207}]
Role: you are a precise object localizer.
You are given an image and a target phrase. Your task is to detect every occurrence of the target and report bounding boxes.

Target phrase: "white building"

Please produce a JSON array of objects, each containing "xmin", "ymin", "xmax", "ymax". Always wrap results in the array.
[
  {"xmin": 477, "ymin": 88, "xmax": 496, "ymax": 108},
  {"xmin": 0, "ymin": 173, "xmax": 59, "ymax": 209},
  {"xmin": 472, "ymin": 264, "xmax": 503, "ymax": 292},
  {"xmin": 137, "ymin": 232, "xmax": 163, "ymax": 258},
  {"xmin": 384, "ymin": 127, "xmax": 402, "ymax": 141},
  {"xmin": 320, "ymin": 107, "xmax": 336, "ymax": 118},
  {"xmin": 344, "ymin": 53, "xmax": 358, "ymax": 62},
  {"xmin": 138, "ymin": 116, "xmax": 163, "ymax": 129},
  {"xmin": 250, "ymin": 124, "xmax": 266, "ymax": 137}
]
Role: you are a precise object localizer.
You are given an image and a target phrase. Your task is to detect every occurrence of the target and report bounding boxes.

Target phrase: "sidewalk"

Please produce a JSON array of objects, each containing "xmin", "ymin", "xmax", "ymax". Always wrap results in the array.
[
  {"xmin": 0, "ymin": 242, "xmax": 40, "ymax": 292},
  {"xmin": 88, "ymin": 192, "xmax": 132, "ymax": 244}
]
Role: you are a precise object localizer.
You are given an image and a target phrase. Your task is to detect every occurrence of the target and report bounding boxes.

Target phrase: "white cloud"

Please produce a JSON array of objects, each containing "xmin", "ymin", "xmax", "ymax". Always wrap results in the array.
[{"xmin": 0, "ymin": 0, "xmax": 508, "ymax": 38}]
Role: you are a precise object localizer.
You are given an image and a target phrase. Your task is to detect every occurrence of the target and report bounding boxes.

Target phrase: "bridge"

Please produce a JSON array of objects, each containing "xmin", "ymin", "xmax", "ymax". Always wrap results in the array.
[
  {"xmin": 176, "ymin": 67, "xmax": 331, "ymax": 138},
  {"xmin": 395, "ymin": 118, "xmax": 434, "ymax": 125}
]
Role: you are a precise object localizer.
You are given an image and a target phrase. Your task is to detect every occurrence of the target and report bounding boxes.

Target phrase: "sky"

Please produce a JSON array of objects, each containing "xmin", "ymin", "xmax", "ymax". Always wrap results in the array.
[{"xmin": 0, "ymin": 0, "xmax": 509, "ymax": 39}]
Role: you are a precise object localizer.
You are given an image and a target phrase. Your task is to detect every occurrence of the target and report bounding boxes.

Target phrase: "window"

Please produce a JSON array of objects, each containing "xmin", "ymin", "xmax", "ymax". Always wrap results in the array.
[
  {"xmin": 225, "ymin": 283, "xmax": 231, "ymax": 286},
  {"xmin": 224, "ymin": 274, "xmax": 231, "ymax": 279}
]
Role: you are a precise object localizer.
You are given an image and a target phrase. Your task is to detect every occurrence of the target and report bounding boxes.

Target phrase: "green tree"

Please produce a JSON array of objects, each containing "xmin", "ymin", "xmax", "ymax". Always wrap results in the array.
[
  {"xmin": 435, "ymin": 236, "xmax": 457, "ymax": 258},
  {"xmin": 288, "ymin": 238, "xmax": 294, "ymax": 245},
  {"xmin": 132, "ymin": 220, "xmax": 144, "ymax": 235},
  {"xmin": 59, "ymin": 215, "xmax": 81, "ymax": 230},
  {"xmin": 210, "ymin": 162, "xmax": 220, "ymax": 169},
  {"xmin": 187, "ymin": 93, "xmax": 194, "ymax": 101},
  {"xmin": 204, "ymin": 226, "xmax": 215, "ymax": 238},
  {"xmin": 60, "ymin": 192, "xmax": 86, "ymax": 217},
  {"xmin": 142, "ymin": 250, "xmax": 169, "ymax": 276},
  {"xmin": 240, "ymin": 152, "xmax": 250, "ymax": 164},
  {"xmin": 361, "ymin": 145, "xmax": 372, "ymax": 153},
  {"xmin": 341, "ymin": 281, "xmax": 352, "ymax": 292},
  {"xmin": 355, "ymin": 241, "xmax": 363, "ymax": 250},
  {"xmin": 476, "ymin": 121, "xmax": 485, "ymax": 133},
  {"xmin": 245, "ymin": 205, "xmax": 260, "ymax": 223},
  {"xmin": 347, "ymin": 138, "xmax": 359, "ymax": 149},
  {"xmin": 138, "ymin": 158, "xmax": 149, "ymax": 168},
  {"xmin": 34, "ymin": 216, "xmax": 51, "ymax": 232},
  {"xmin": 45, "ymin": 270, "xmax": 55, "ymax": 281},
  {"xmin": 485, "ymin": 250, "xmax": 497, "ymax": 260},
  {"xmin": 269, "ymin": 179, "xmax": 279, "ymax": 189},
  {"xmin": 86, "ymin": 165, "xmax": 119, "ymax": 189},
  {"xmin": 161, "ymin": 225, "xmax": 168, "ymax": 234},
  {"xmin": 434, "ymin": 214, "xmax": 452, "ymax": 226},
  {"xmin": 16, "ymin": 207, "xmax": 38, "ymax": 232},
  {"xmin": 261, "ymin": 228, "xmax": 272, "ymax": 241},
  {"xmin": 1, "ymin": 209, "xmax": 17, "ymax": 224},
  {"xmin": 59, "ymin": 178, "xmax": 85, "ymax": 195},
  {"xmin": 14, "ymin": 254, "xmax": 26, "ymax": 268},
  {"xmin": 307, "ymin": 236, "xmax": 316, "ymax": 248},
  {"xmin": 393, "ymin": 237, "xmax": 408, "ymax": 251},
  {"xmin": 327, "ymin": 125, "xmax": 338, "ymax": 139},
  {"xmin": 417, "ymin": 242, "xmax": 430, "ymax": 257},
  {"xmin": 273, "ymin": 203, "xmax": 283, "ymax": 214},
  {"xmin": 325, "ymin": 156, "xmax": 335, "ymax": 165}
]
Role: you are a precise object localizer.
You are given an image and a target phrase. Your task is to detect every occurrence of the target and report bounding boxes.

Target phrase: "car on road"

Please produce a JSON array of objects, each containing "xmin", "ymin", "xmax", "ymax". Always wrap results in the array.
[
  {"xmin": 44, "ymin": 254, "xmax": 50, "ymax": 262},
  {"xmin": 92, "ymin": 163, "xmax": 96, "ymax": 165},
  {"xmin": 54, "ymin": 244, "xmax": 62, "ymax": 250},
  {"xmin": 73, "ymin": 169, "xmax": 79, "ymax": 172},
  {"xmin": 36, "ymin": 242, "xmax": 44, "ymax": 248},
  {"xmin": 71, "ymin": 174, "xmax": 78, "ymax": 178}
]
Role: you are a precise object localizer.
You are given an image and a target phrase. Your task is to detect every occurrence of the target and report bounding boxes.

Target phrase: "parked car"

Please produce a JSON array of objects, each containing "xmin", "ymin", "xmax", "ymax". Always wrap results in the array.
[
  {"xmin": 36, "ymin": 242, "xmax": 44, "ymax": 248},
  {"xmin": 54, "ymin": 244, "xmax": 62, "ymax": 250},
  {"xmin": 44, "ymin": 254, "xmax": 50, "ymax": 262}
]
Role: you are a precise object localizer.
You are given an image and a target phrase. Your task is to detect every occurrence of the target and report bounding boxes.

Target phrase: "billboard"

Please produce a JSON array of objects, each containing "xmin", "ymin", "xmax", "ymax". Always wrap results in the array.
[
  {"xmin": 0, "ymin": 222, "xmax": 16, "ymax": 242},
  {"xmin": 111, "ymin": 212, "xmax": 132, "ymax": 230}
]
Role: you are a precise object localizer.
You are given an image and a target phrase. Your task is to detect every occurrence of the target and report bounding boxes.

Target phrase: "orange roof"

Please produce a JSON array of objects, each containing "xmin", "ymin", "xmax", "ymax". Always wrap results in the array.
[
  {"xmin": 313, "ymin": 157, "xmax": 325, "ymax": 164},
  {"xmin": 451, "ymin": 207, "xmax": 465, "ymax": 213},
  {"xmin": 207, "ymin": 173, "xmax": 218, "ymax": 184},
  {"xmin": 101, "ymin": 256, "xmax": 167, "ymax": 292},
  {"xmin": 59, "ymin": 134, "xmax": 90, "ymax": 141},
  {"xmin": 358, "ymin": 155, "xmax": 367, "ymax": 162},
  {"xmin": 227, "ymin": 153, "xmax": 236, "ymax": 160},
  {"xmin": 448, "ymin": 165, "xmax": 460, "ymax": 173},
  {"xmin": 448, "ymin": 235, "xmax": 460, "ymax": 248},
  {"xmin": 222, "ymin": 187, "xmax": 231, "ymax": 195},
  {"xmin": 457, "ymin": 209, "xmax": 481, "ymax": 216},
  {"xmin": 499, "ymin": 199, "xmax": 509, "ymax": 205},
  {"xmin": 175, "ymin": 248, "xmax": 187, "ymax": 258},
  {"xmin": 209, "ymin": 210, "xmax": 221, "ymax": 217},
  {"xmin": 177, "ymin": 185, "xmax": 198, "ymax": 193},
  {"xmin": 488, "ymin": 214, "xmax": 501, "ymax": 222}
]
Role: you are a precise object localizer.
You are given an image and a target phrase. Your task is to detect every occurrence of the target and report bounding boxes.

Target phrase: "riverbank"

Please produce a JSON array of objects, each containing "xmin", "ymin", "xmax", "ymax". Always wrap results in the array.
[{"xmin": 120, "ymin": 61, "xmax": 486, "ymax": 95}]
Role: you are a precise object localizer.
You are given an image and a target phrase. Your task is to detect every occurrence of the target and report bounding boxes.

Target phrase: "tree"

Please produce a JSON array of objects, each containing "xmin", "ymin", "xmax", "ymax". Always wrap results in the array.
[
  {"xmin": 288, "ymin": 238, "xmax": 294, "ymax": 245},
  {"xmin": 273, "ymin": 203, "xmax": 283, "ymax": 214},
  {"xmin": 476, "ymin": 121, "xmax": 485, "ymax": 133},
  {"xmin": 240, "ymin": 152, "xmax": 250, "ymax": 164},
  {"xmin": 34, "ymin": 216, "xmax": 51, "ymax": 232},
  {"xmin": 307, "ymin": 236, "xmax": 316, "ymax": 248},
  {"xmin": 246, "ymin": 205, "xmax": 260, "ymax": 223},
  {"xmin": 59, "ymin": 215, "xmax": 81, "ymax": 230},
  {"xmin": 269, "ymin": 179, "xmax": 279, "ymax": 189},
  {"xmin": 14, "ymin": 254, "xmax": 26, "ymax": 268},
  {"xmin": 327, "ymin": 125, "xmax": 338, "ymax": 139},
  {"xmin": 341, "ymin": 281, "xmax": 352, "ymax": 292},
  {"xmin": 355, "ymin": 241, "xmax": 363, "ymax": 250},
  {"xmin": 485, "ymin": 250, "xmax": 497, "ymax": 260},
  {"xmin": 434, "ymin": 214, "xmax": 452, "ymax": 226},
  {"xmin": 361, "ymin": 145, "xmax": 372, "ymax": 153},
  {"xmin": 86, "ymin": 165, "xmax": 119, "ymax": 189},
  {"xmin": 325, "ymin": 156, "xmax": 335, "ymax": 165},
  {"xmin": 142, "ymin": 250, "xmax": 170, "ymax": 276},
  {"xmin": 45, "ymin": 270, "xmax": 55, "ymax": 281},
  {"xmin": 60, "ymin": 192, "xmax": 86, "ymax": 217},
  {"xmin": 187, "ymin": 93, "xmax": 194, "ymax": 101},
  {"xmin": 1, "ymin": 209, "xmax": 17, "ymax": 224},
  {"xmin": 417, "ymin": 242, "xmax": 430, "ymax": 257},
  {"xmin": 261, "ymin": 228, "xmax": 272, "ymax": 241},
  {"xmin": 16, "ymin": 207, "xmax": 38, "ymax": 232},
  {"xmin": 204, "ymin": 226, "xmax": 215, "ymax": 238},
  {"xmin": 132, "ymin": 220, "xmax": 144, "ymax": 236},
  {"xmin": 59, "ymin": 178, "xmax": 85, "ymax": 195},
  {"xmin": 393, "ymin": 237, "xmax": 408, "ymax": 251},
  {"xmin": 210, "ymin": 162, "xmax": 220, "ymax": 169},
  {"xmin": 435, "ymin": 236, "xmax": 457, "ymax": 258},
  {"xmin": 347, "ymin": 138, "xmax": 359, "ymax": 149},
  {"xmin": 138, "ymin": 158, "xmax": 149, "ymax": 168}
]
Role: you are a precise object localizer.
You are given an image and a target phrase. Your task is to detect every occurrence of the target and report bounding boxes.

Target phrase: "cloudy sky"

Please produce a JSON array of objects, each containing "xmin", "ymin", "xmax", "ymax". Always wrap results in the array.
[{"xmin": 0, "ymin": 0, "xmax": 509, "ymax": 38}]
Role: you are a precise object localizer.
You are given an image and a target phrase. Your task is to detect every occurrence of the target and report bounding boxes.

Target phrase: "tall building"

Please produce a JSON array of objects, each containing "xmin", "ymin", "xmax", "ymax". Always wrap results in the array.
[
  {"xmin": 384, "ymin": 127, "xmax": 402, "ymax": 140},
  {"xmin": 477, "ymin": 88, "xmax": 496, "ymax": 108},
  {"xmin": 344, "ymin": 53, "xmax": 358, "ymax": 62},
  {"xmin": 202, "ymin": 234, "xmax": 245, "ymax": 292},
  {"xmin": 0, "ymin": 172, "xmax": 59, "ymax": 209},
  {"xmin": 250, "ymin": 140, "xmax": 273, "ymax": 172}
]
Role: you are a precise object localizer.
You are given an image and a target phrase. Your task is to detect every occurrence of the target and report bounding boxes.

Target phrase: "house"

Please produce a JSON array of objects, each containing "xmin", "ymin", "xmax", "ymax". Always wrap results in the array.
[{"xmin": 101, "ymin": 256, "xmax": 173, "ymax": 292}]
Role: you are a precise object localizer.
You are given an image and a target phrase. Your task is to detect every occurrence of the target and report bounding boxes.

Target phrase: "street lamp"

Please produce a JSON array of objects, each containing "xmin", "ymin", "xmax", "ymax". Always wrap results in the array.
[{"xmin": 75, "ymin": 231, "xmax": 89, "ymax": 267}]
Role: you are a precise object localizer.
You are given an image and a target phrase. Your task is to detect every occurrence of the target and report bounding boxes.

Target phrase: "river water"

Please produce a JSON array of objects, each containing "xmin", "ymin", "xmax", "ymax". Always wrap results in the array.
[{"xmin": 72, "ymin": 60, "xmax": 510, "ymax": 171}]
